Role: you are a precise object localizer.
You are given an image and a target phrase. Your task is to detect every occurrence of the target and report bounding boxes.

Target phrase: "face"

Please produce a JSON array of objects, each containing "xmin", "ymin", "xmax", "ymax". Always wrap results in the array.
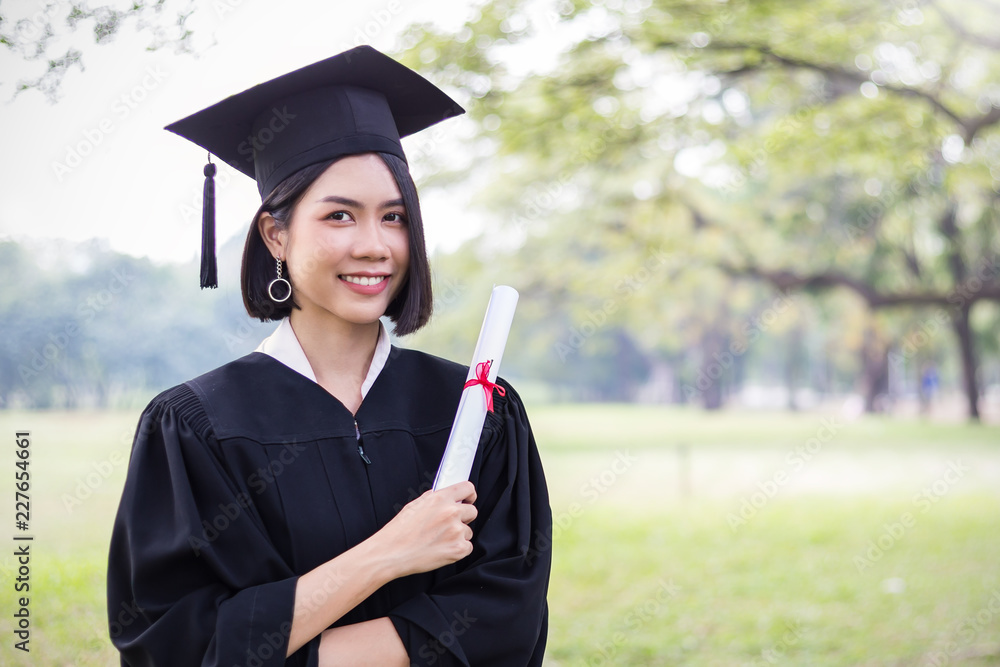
[{"xmin": 263, "ymin": 153, "xmax": 410, "ymax": 332}]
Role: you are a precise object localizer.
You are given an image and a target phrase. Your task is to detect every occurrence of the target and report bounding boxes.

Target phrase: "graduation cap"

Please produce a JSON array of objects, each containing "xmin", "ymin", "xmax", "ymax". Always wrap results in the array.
[{"xmin": 165, "ymin": 45, "xmax": 465, "ymax": 288}]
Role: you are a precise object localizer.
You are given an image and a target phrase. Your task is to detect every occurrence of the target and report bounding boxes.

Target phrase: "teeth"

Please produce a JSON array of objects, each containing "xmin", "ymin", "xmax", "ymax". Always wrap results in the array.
[{"xmin": 342, "ymin": 275, "xmax": 386, "ymax": 286}]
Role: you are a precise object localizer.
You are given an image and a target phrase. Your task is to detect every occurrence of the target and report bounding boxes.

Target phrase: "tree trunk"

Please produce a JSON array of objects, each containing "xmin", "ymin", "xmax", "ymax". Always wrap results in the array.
[
  {"xmin": 699, "ymin": 328, "xmax": 726, "ymax": 411},
  {"xmin": 951, "ymin": 303, "xmax": 981, "ymax": 421},
  {"xmin": 785, "ymin": 325, "xmax": 805, "ymax": 411},
  {"xmin": 861, "ymin": 324, "xmax": 889, "ymax": 413}
]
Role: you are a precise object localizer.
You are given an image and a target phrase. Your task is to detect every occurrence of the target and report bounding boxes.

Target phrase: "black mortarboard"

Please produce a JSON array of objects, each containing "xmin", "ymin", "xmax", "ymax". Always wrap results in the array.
[{"xmin": 165, "ymin": 45, "xmax": 464, "ymax": 288}]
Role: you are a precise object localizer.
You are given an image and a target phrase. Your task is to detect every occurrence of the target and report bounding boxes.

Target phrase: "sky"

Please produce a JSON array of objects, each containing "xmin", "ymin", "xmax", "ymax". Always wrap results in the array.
[{"xmin": 0, "ymin": 0, "xmax": 493, "ymax": 265}]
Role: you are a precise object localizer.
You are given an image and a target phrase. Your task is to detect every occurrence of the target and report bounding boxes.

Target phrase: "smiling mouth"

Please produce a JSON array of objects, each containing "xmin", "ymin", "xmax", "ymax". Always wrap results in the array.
[{"xmin": 340, "ymin": 275, "xmax": 387, "ymax": 286}]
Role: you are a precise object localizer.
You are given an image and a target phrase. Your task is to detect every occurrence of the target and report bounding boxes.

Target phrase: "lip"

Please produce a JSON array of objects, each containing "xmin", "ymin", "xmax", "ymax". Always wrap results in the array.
[{"xmin": 339, "ymin": 273, "xmax": 390, "ymax": 295}]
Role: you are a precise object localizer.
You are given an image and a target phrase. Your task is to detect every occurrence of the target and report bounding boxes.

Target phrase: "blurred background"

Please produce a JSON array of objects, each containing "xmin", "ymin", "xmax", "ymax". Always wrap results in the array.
[{"xmin": 1, "ymin": 0, "xmax": 998, "ymax": 665}]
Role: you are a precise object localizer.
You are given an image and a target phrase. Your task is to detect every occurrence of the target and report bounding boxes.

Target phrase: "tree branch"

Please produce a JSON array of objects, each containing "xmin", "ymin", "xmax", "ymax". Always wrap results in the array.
[
  {"xmin": 965, "ymin": 106, "xmax": 1000, "ymax": 141},
  {"xmin": 901, "ymin": 247, "xmax": 923, "ymax": 280},
  {"xmin": 924, "ymin": 0, "xmax": 1000, "ymax": 50},
  {"xmin": 653, "ymin": 39, "xmax": 1000, "ymax": 141},
  {"xmin": 718, "ymin": 264, "xmax": 880, "ymax": 303},
  {"xmin": 717, "ymin": 263, "xmax": 1000, "ymax": 308},
  {"xmin": 937, "ymin": 201, "xmax": 967, "ymax": 286}
]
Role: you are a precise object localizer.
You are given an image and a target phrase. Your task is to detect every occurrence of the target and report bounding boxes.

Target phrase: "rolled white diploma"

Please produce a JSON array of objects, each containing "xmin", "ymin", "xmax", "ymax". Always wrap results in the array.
[{"xmin": 433, "ymin": 285, "xmax": 519, "ymax": 490}]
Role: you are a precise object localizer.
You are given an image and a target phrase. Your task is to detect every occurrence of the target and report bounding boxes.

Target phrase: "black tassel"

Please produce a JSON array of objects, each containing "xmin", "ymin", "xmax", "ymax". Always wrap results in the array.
[{"xmin": 200, "ymin": 157, "xmax": 218, "ymax": 289}]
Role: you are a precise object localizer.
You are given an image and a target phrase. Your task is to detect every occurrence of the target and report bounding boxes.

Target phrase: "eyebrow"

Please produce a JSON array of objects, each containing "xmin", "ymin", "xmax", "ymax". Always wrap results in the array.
[{"xmin": 316, "ymin": 195, "xmax": 405, "ymax": 209}]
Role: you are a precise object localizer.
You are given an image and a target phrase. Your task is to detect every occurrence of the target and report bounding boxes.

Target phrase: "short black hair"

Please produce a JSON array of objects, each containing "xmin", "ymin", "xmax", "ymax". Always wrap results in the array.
[{"xmin": 241, "ymin": 152, "xmax": 433, "ymax": 335}]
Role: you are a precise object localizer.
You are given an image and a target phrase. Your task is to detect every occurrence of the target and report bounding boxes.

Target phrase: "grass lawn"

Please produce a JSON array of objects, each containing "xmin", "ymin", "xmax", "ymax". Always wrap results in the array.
[{"xmin": 0, "ymin": 406, "xmax": 997, "ymax": 666}]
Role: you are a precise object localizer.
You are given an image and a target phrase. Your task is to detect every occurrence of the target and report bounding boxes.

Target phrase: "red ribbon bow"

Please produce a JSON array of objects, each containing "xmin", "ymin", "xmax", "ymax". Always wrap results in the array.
[{"xmin": 464, "ymin": 359, "xmax": 506, "ymax": 412}]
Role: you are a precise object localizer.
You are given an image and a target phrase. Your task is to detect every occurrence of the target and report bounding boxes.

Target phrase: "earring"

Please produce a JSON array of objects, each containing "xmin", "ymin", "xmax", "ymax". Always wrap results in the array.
[{"xmin": 268, "ymin": 257, "xmax": 292, "ymax": 303}]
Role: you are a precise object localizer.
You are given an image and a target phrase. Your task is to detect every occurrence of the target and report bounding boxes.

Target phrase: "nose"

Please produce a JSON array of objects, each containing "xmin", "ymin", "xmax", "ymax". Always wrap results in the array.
[{"xmin": 351, "ymin": 216, "xmax": 390, "ymax": 260}]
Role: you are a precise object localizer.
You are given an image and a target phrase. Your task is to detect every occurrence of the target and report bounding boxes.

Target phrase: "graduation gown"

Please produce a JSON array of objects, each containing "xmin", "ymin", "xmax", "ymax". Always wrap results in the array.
[{"xmin": 106, "ymin": 343, "xmax": 551, "ymax": 666}]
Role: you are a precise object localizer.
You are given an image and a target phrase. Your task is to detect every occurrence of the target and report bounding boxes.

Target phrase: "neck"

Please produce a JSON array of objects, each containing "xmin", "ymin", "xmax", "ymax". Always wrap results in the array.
[{"xmin": 288, "ymin": 309, "xmax": 380, "ymax": 389}]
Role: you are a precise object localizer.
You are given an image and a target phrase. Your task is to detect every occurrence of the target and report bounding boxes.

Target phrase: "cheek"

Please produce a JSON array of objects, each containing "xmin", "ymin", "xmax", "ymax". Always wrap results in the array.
[
  {"xmin": 286, "ymin": 231, "xmax": 340, "ymax": 280},
  {"xmin": 392, "ymin": 228, "xmax": 410, "ymax": 269}
]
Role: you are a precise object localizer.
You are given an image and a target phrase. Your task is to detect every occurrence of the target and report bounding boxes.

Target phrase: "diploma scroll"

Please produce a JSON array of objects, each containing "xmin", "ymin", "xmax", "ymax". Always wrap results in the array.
[{"xmin": 433, "ymin": 285, "xmax": 519, "ymax": 490}]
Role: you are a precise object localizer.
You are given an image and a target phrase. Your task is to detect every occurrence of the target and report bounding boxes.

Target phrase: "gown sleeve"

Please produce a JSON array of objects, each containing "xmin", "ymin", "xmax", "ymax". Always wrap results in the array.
[
  {"xmin": 107, "ymin": 384, "xmax": 321, "ymax": 667},
  {"xmin": 387, "ymin": 379, "xmax": 553, "ymax": 667}
]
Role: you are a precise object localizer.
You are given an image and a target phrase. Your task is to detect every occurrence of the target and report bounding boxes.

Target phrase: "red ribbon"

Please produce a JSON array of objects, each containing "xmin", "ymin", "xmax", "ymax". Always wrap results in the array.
[{"xmin": 464, "ymin": 359, "xmax": 506, "ymax": 412}]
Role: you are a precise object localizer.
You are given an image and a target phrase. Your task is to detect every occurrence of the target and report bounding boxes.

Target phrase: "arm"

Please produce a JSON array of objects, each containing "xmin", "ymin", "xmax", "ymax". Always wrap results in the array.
[
  {"xmin": 286, "ymin": 482, "xmax": 479, "ymax": 661},
  {"xmin": 316, "ymin": 619, "xmax": 404, "ymax": 667},
  {"xmin": 109, "ymin": 390, "xmax": 305, "ymax": 667},
  {"xmin": 387, "ymin": 380, "xmax": 552, "ymax": 667}
]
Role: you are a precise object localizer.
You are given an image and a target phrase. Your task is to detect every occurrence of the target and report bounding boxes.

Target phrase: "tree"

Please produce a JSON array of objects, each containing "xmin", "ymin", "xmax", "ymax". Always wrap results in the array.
[
  {"xmin": 397, "ymin": 0, "xmax": 1000, "ymax": 419},
  {"xmin": 0, "ymin": 237, "xmax": 270, "ymax": 409},
  {"xmin": 0, "ymin": 0, "xmax": 196, "ymax": 101}
]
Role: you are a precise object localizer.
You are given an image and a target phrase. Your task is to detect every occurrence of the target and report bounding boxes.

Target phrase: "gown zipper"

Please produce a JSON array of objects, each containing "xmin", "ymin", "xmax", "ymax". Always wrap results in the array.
[{"xmin": 355, "ymin": 419, "xmax": 372, "ymax": 465}]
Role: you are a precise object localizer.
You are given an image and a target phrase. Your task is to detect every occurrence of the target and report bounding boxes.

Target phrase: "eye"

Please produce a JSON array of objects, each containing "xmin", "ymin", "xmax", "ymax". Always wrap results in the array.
[
  {"xmin": 384, "ymin": 212, "xmax": 407, "ymax": 224},
  {"xmin": 325, "ymin": 211, "xmax": 352, "ymax": 222}
]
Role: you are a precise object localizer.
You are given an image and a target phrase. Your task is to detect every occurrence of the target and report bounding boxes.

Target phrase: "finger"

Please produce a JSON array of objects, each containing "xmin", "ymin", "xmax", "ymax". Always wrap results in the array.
[
  {"xmin": 459, "ymin": 503, "xmax": 478, "ymax": 525},
  {"xmin": 458, "ymin": 480, "xmax": 477, "ymax": 505},
  {"xmin": 440, "ymin": 480, "xmax": 477, "ymax": 504}
]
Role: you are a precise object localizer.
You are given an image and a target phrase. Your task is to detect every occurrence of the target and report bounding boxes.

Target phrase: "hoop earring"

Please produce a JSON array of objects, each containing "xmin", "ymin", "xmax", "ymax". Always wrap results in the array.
[{"xmin": 268, "ymin": 257, "xmax": 292, "ymax": 303}]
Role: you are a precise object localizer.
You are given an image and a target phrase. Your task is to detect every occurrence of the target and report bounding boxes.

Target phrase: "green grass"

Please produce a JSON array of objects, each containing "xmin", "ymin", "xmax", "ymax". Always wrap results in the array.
[
  {"xmin": 546, "ymin": 498, "xmax": 1000, "ymax": 666},
  {"xmin": 0, "ymin": 407, "xmax": 997, "ymax": 665},
  {"xmin": 529, "ymin": 403, "xmax": 1000, "ymax": 451}
]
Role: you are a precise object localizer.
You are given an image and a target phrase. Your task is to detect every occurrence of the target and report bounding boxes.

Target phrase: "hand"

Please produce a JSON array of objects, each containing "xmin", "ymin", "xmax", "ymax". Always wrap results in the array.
[{"xmin": 375, "ymin": 481, "xmax": 478, "ymax": 578}]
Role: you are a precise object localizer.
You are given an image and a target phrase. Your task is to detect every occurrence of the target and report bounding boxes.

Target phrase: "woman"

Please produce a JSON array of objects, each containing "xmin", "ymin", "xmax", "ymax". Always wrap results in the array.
[{"xmin": 107, "ymin": 46, "xmax": 551, "ymax": 667}]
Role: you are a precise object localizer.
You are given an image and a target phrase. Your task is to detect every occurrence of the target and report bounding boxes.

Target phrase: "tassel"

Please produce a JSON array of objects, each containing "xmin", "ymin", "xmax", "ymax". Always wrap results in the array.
[{"xmin": 200, "ymin": 156, "xmax": 218, "ymax": 289}]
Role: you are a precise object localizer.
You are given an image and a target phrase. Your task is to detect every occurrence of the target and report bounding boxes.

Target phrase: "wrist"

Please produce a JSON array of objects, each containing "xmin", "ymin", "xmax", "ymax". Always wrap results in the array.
[{"xmin": 354, "ymin": 529, "xmax": 405, "ymax": 585}]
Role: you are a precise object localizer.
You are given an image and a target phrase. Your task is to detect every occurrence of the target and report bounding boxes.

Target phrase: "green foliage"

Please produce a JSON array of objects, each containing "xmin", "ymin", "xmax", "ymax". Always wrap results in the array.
[
  {"xmin": 395, "ymin": 0, "xmax": 1000, "ymax": 412},
  {"xmin": 0, "ymin": 237, "xmax": 272, "ymax": 409}
]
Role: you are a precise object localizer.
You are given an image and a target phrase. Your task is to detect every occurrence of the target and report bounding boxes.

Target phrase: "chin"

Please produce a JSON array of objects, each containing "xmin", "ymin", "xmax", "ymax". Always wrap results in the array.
[{"xmin": 340, "ymin": 307, "xmax": 390, "ymax": 326}]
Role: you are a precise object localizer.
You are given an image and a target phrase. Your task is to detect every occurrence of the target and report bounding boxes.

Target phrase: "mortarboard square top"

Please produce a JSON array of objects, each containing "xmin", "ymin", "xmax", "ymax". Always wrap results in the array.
[{"xmin": 165, "ymin": 45, "xmax": 464, "ymax": 197}]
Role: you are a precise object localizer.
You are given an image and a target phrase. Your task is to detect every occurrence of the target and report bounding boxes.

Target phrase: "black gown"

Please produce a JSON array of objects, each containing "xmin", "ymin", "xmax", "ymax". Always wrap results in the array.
[{"xmin": 106, "ymin": 344, "xmax": 551, "ymax": 666}]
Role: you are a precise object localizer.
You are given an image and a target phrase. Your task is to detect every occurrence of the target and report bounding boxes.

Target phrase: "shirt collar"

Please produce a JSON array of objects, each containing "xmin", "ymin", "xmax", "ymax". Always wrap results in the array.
[{"xmin": 254, "ymin": 318, "xmax": 391, "ymax": 399}]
